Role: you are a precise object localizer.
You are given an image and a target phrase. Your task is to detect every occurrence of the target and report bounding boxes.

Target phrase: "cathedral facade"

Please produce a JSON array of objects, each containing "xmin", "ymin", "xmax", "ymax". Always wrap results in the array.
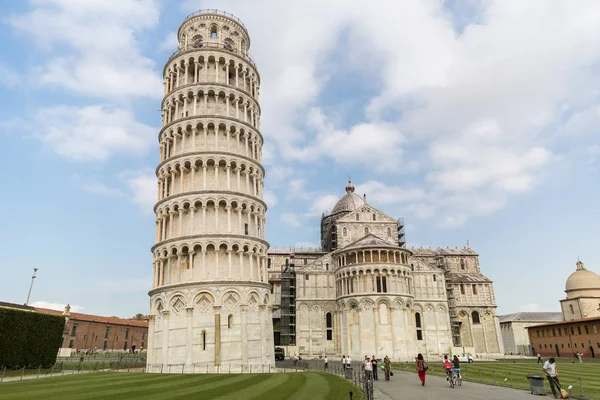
[{"xmin": 268, "ymin": 181, "xmax": 504, "ymax": 360}]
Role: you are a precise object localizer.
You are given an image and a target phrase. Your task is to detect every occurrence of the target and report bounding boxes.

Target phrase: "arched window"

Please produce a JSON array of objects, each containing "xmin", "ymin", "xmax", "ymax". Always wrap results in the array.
[
  {"xmin": 356, "ymin": 214, "xmax": 359, "ymax": 221},
  {"xmin": 415, "ymin": 312, "xmax": 423, "ymax": 340},
  {"xmin": 326, "ymin": 312, "xmax": 333, "ymax": 340},
  {"xmin": 201, "ymin": 330, "xmax": 206, "ymax": 350},
  {"xmin": 460, "ymin": 259, "xmax": 465, "ymax": 270},
  {"xmin": 472, "ymin": 311, "xmax": 480, "ymax": 324},
  {"xmin": 569, "ymin": 304, "xmax": 574, "ymax": 314},
  {"xmin": 343, "ymin": 227, "xmax": 347, "ymax": 237},
  {"xmin": 433, "ymin": 275, "xmax": 437, "ymax": 282},
  {"xmin": 325, "ymin": 263, "xmax": 329, "ymax": 271},
  {"xmin": 268, "ymin": 258, "xmax": 271, "ymax": 269},
  {"xmin": 372, "ymin": 213, "xmax": 376, "ymax": 221},
  {"xmin": 210, "ymin": 25, "xmax": 218, "ymax": 39},
  {"xmin": 387, "ymin": 227, "xmax": 391, "ymax": 237},
  {"xmin": 228, "ymin": 314, "xmax": 233, "ymax": 328},
  {"xmin": 364, "ymin": 227, "xmax": 369, "ymax": 235}
]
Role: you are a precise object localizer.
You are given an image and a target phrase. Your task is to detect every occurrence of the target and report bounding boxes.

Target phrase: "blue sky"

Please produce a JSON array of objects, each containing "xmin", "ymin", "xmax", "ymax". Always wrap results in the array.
[{"xmin": 0, "ymin": 0, "xmax": 599, "ymax": 318}]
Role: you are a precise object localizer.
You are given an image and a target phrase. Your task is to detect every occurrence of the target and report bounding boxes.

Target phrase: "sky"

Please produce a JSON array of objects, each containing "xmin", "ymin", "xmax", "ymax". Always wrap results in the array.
[{"xmin": 0, "ymin": 0, "xmax": 599, "ymax": 318}]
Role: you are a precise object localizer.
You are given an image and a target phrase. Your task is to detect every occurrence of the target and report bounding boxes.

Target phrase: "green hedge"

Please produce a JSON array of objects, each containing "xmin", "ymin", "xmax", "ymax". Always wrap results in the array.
[{"xmin": 0, "ymin": 308, "xmax": 65, "ymax": 368}]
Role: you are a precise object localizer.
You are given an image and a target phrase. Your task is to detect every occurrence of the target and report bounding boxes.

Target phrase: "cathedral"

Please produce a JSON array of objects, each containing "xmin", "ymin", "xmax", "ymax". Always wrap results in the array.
[{"xmin": 268, "ymin": 181, "xmax": 504, "ymax": 361}]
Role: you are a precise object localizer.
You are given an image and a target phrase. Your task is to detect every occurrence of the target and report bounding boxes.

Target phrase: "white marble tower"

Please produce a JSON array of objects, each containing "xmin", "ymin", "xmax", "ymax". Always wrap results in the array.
[{"xmin": 147, "ymin": 10, "xmax": 274, "ymax": 370}]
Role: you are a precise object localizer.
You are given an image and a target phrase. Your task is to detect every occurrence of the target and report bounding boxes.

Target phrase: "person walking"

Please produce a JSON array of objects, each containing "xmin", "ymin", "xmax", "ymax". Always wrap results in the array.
[
  {"xmin": 537, "ymin": 353, "xmax": 543, "ymax": 363},
  {"xmin": 371, "ymin": 355, "xmax": 379, "ymax": 380},
  {"xmin": 383, "ymin": 355, "xmax": 391, "ymax": 381},
  {"xmin": 346, "ymin": 355, "xmax": 352, "ymax": 370},
  {"xmin": 577, "ymin": 352, "xmax": 583, "ymax": 364},
  {"xmin": 543, "ymin": 357, "xmax": 561, "ymax": 399},
  {"xmin": 341, "ymin": 355, "xmax": 346, "ymax": 370},
  {"xmin": 416, "ymin": 353, "xmax": 427, "ymax": 386},
  {"xmin": 324, "ymin": 355, "xmax": 328, "ymax": 370},
  {"xmin": 363, "ymin": 356, "xmax": 373, "ymax": 380}
]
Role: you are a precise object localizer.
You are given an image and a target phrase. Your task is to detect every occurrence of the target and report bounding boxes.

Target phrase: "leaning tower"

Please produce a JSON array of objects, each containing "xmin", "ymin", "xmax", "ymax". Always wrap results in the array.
[{"xmin": 147, "ymin": 10, "xmax": 273, "ymax": 370}]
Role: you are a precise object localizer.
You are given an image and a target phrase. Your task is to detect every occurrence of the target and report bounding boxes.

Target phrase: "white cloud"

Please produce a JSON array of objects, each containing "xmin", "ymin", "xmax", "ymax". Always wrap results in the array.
[
  {"xmin": 82, "ymin": 182, "xmax": 123, "ymax": 197},
  {"xmin": 31, "ymin": 301, "xmax": 84, "ymax": 313},
  {"xmin": 9, "ymin": 0, "xmax": 162, "ymax": 100},
  {"xmin": 120, "ymin": 169, "xmax": 156, "ymax": 215},
  {"xmin": 158, "ymin": 30, "xmax": 179, "ymax": 52},
  {"xmin": 177, "ymin": 1, "xmax": 600, "ymax": 227},
  {"xmin": 0, "ymin": 64, "xmax": 19, "ymax": 87},
  {"xmin": 280, "ymin": 212, "xmax": 301, "ymax": 228},
  {"xmin": 32, "ymin": 105, "xmax": 155, "ymax": 162},
  {"xmin": 356, "ymin": 181, "xmax": 425, "ymax": 205},
  {"xmin": 306, "ymin": 194, "xmax": 339, "ymax": 217},
  {"xmin": 263, "ymin": 190, "xmax": 278, "ymax": 208}
]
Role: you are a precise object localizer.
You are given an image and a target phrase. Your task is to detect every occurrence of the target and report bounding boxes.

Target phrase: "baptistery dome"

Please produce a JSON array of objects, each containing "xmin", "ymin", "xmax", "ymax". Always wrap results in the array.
[
  {"xmin": 330, "ymin": 180, "xmax": 366, "ymax": 215},
  {"xmin": 565, "ymin": 260, "xmax": 600, "ymax": 298}
]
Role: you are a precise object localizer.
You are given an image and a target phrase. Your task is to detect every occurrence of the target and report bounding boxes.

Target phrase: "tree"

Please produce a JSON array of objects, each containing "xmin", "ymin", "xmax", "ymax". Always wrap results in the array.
[{"xmin": 133, "ymin": 313, "xmax": 146, "ymax": 321}]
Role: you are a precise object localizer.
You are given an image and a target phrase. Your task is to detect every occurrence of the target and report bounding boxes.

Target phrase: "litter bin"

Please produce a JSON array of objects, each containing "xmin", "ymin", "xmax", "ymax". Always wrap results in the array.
[{"xmin": 528, "ymin": 374, "xmax": 546, "ymax": 395}]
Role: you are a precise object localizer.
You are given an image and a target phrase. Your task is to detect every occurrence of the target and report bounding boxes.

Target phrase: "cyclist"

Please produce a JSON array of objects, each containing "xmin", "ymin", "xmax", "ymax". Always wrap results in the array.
[
  {"xmin": 443, "ymin": 355, "xmax": 453, "ymax": 382},
  {"xmin": 452, "ymin": 355, "xmax": 462, "ymax": 382}
]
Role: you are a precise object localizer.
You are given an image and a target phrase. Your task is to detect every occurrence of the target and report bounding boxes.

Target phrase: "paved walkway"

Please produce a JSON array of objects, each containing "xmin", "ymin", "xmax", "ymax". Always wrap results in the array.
[{"xmin": 374, "ymin": 370, "xmax": 537, "ymax": 400}]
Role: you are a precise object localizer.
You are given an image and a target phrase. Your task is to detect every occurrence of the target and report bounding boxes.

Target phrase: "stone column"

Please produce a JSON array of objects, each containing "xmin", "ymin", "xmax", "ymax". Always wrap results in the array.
[
  {"xmin": 186, "ymin": 307, "xmax": 193, "ymax": 367},
  {"xmin": 227, "ymin": 249, "xmax": 233, "ymax": 279},
  {"xmin": 259, "ymin": 304, "xmax": 266, "ymax": 363},
  {"xmin": 241, "ymin": 305, "xmax": 248, "ymax": 364},
  {"xmin": 214, "ymin": 306, "xmax": 221, "ymax": 366},
  {"xmin": 148, "ymin": 315, "xmax": 156, "ymax": 365},
  {"xmin": 226, "ymin": 206, "xmax": 232, "ymax": 233},
  {"xmin": 162, "ymin": 311, "xmax": 170, "ymax": 366}
]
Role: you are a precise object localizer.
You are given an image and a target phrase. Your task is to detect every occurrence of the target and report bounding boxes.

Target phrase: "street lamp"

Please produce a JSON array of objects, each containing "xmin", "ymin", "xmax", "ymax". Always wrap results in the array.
[{"xmin": 25, "ymin": 268, "xmax": 38, "ymax": 306}]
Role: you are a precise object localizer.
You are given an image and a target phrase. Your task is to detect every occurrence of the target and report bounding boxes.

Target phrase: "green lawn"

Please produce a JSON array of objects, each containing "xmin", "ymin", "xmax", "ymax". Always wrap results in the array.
[
  {"xmin": 392, "ymin": 361, "xmax": 600, "ymax": 399},
  {"xmin": 0, "ymin": 372, "xmax": 363, "ymax": 400}
]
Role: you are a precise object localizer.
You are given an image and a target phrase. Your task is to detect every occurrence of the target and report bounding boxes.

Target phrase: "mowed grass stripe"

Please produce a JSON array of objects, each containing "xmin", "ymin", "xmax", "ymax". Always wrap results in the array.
[
  {"xmin": 211, "ymin": 372, "xmax": 290, "ymax": 400},
  {"xmin": 10, "ymin": 374, "xmax": 203, "ymax": 400},
  {"xmin": 0, "ymin": 373, "xmax": 182, "ymax": 399},
  {"xmin": 160, "ymin": 374, "xmax": 271, "ymax": 400},
  {"xmin": 0, "ymin": 371, "xmax": 154, "ymax": 389},
  {"xmin": 286, "ymin": 372, "xmax": 330, "ymax": 400},
  {"xmin": 321, "ymin": 372, "xmax": 363, "ymax": 398},
  {"xmin": 105, "ymin": 374, "xmax": 241, "ymax": 400},
  {"xmin": 244, "ymin": 373, "xmax": 307, "ymax": 400}
]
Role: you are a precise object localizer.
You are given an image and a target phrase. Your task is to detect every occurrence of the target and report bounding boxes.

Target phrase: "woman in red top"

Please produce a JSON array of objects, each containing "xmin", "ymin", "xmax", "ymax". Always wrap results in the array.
[{"xmin": 416, "ymin": 353, "xmax": 426, "ymax": 386}]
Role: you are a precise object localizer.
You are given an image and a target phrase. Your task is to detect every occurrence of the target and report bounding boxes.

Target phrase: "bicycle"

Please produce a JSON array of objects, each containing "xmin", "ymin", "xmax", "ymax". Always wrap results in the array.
[
  {"xmin": 453, "ymin": 369, "xmax": 462, "ymax": 386},
  {"xmin": 446, "ymin": 369, "xmax": 455, "ymax": 388}
]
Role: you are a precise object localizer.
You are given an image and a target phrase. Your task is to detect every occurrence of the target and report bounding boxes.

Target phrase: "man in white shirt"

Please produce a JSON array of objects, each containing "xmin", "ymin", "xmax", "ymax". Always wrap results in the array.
[
  {"xmin": 324, "ymin": 356, "xmax": 328, "ymax": 370},
  {"xmin": 346, "ymin": 356, "xmax": 352, "ymax": 369},
  {"xmin": 543, "ymin": 358, "xmax": 560, "ymax": 399}
]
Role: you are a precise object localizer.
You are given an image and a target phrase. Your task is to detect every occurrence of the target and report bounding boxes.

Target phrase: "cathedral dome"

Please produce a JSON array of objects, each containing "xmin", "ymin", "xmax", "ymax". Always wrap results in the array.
[
  {"xmin": 330, "ymin": 180, "xmax": 366, "ymax": 215},
  {"xmin": 565, "ymin": 261, "xmax": 600, "ymax": 297}
]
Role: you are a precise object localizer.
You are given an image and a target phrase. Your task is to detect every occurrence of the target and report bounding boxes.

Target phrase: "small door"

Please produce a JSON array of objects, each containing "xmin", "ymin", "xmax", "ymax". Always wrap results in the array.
[
  {"xmin": 590, "ymin": 346, "xmax": 595, "ymax": 359},
  {"xmin": 555, "ymin": 344, "xmax": 560, "ymax": 357}
]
